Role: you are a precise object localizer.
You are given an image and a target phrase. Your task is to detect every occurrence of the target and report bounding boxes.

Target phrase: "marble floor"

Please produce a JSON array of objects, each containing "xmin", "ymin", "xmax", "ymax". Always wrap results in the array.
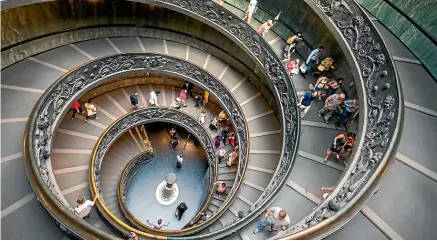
[{"xmin": 126, "ymin": 123, "xmax": 208, "ymax": 230}]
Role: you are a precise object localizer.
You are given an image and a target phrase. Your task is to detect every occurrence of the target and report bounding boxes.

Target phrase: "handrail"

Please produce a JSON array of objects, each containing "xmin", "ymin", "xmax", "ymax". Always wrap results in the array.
[
  {"xmin": 24, "ymin": 52, "xmax": 250, "ymax": 238},
  {"xmin": 90, "ymin": 107, "xmax": 220, "ymax": 236},
  {"xmin": 112, "ymin": 110, "xmax": 216, "ymax": 234}
]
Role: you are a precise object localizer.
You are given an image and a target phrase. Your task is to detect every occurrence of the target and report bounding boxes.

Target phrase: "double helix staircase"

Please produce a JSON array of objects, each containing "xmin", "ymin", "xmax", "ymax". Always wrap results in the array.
[{"xmin": 1, "ymin": 0, "xmax": 436, "ymax": 240}]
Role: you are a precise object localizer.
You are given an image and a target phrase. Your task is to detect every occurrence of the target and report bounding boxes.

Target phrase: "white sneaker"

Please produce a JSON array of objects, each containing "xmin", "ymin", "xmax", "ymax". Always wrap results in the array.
[
  {"xmin": 253, "ymin": 229, "xmax": 259, "ymax": 234},
  {"xmin": 95, "ymin": 117, "xmax": 99, "ymax": 120}
]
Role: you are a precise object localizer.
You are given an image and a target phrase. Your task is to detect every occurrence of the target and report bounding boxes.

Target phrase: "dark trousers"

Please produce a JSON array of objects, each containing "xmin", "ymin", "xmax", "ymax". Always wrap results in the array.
[
  {"xmin": 335, "ymin": 109, "xmax": 352, "ymax": 127},
  {"xmin": 178, "ymin": 211, "xmax": 185, "ymax": 221},
  {"xmin": 195, "ymin": 98, "xmax": 203, "ymax": 107},
  {"xmin": 72, "ymin": 107, "xmax": 83, "ymax": 118}
]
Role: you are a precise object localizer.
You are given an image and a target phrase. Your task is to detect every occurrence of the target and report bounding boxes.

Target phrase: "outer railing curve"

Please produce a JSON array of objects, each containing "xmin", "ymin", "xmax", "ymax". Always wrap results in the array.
[
  {"xmin": 269, "ymin": 0, "xmax": 403, "ymax": 239},
  {"xmin": 24, "ymin": 52, "xmax": 251, "ymax": 239},
  {"xmin": 91, "ymin": 107, "xmax": 219, "ymax": 236}
]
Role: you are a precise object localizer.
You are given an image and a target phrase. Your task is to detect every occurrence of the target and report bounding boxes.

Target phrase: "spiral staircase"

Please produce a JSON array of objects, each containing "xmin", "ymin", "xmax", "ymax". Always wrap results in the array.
[{"xmin": 1, "ymin": 0, "xmax": 436, "ymax": 240}]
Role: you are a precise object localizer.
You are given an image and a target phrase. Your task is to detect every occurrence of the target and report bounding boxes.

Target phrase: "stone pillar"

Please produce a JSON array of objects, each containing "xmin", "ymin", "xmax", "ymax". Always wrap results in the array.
[{"xmin": 162, "ymin": 173, "xmax": 177, "ymax": 199}]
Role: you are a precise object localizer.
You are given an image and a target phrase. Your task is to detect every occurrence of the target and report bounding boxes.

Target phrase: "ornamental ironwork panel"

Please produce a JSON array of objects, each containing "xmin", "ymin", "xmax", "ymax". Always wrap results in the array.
[
  {"xmin": 271, "ymin": 0, "xmax": 402, "ymax": 238},
  {"xmin": 28, "ymin": 53, "xmax": 250, "ymax": 236}
]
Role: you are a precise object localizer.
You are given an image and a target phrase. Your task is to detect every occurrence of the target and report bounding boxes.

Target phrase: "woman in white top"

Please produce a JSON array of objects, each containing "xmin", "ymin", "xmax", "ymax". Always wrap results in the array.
[
  {"xmin": 149, "ymin": 90, "xmax": 161, "ymax": 106},
  {"xmin": 199, "ymin": 110, "xmax": 207, "ymax": 124},
  {"xmin": 169, "ymin": 97, "xmax": 182, "ymax": 109},
  {"xmin": 84, "ymin": 100, "xmax": 98, "ymax": 122},
  {"xmin": 75, "ymin": 194, "xmax": 99, "ymax": 219}
]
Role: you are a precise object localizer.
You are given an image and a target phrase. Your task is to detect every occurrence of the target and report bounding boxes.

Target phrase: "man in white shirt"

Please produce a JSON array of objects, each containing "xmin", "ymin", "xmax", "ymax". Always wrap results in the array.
[
  {"xmin": 253, "ymin": 206, "xmax": 290, "ymax": 234},
  {"xmin": 149, "ymin": 90, "xmax": 161, "ymax": 106},
  {"xmin": 147, "ymin": 219, "xmax": 170, "ymax": 229},
  {"xmin": 75, "ymin": 194, "xmax": 99, "ymax": 219}
]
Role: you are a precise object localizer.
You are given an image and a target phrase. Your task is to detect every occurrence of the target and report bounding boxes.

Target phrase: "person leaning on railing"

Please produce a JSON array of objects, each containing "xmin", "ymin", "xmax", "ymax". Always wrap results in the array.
[
  {"xmin": 253, "ymin": 207, "xmax": 290, "ymax": 234},
  {"xmin": 75, "ymin": 194, "xmax": 100, "ymax": 220}
]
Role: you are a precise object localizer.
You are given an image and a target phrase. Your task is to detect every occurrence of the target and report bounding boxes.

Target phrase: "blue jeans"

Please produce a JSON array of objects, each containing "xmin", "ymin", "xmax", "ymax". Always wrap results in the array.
[
  {"xmin": 256, "ymin": 220, "xmax": 273, "ymax": 231},
  {"xmin": 335, "ymin": 109, "xmax": 352, "ymax": 127},
  {"xmin": 305, "ymin": 59, "xmax": 315, "ymax": 72}
]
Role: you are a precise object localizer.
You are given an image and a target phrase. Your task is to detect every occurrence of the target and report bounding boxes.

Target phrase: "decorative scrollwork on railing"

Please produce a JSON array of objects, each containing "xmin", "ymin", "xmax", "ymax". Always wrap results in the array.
[
  {"xmin": 143, "ymin": 0, "xmax": 300, "ymax": 238},
  {"xmin": 26, "ymin": 52, "xmax": 250, "ymax": 237},
  {"xmin": 271, "ymin": 0, "xmax": 401, "ymax": 239},
  {"xmin": 91, "ymin": 108, "xmax": 215, "ymax": 233}
]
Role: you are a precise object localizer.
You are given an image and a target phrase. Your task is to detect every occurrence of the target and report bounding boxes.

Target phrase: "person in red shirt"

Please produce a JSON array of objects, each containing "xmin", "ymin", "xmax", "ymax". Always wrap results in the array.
[{"xmin": 71, "ymin": 100, "xmax": 83, "ymax": 119}]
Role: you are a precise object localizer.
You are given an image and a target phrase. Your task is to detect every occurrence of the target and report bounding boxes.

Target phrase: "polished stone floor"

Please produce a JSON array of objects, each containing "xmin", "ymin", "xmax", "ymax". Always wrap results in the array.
[{"xmin": 126, "ymin": 123, "xmax": 208, "ymax": 230}]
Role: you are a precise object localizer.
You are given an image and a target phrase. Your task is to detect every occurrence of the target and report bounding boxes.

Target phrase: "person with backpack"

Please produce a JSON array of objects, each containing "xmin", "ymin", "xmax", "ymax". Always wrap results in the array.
[
  {"xmin": 253, "ymin": 206, "xmax": 290, "ymax": 234},
  {"xmin": 130, "ymin": 92, "xmax": 140, "ymax": 109},
  {"xmin": 283, "ymin": 32, "xmax": 302, "ymax": 62},
  {"xmin": 176, "ymin": 154, "xmax": 183, "ymax": 169},
  {"xmin": 301, "ymin": 46, "xmax": 324, "ymax": 76},
  {"xmin": 175, "ymin": 202, "xmax": 188, "ymax": 221}
]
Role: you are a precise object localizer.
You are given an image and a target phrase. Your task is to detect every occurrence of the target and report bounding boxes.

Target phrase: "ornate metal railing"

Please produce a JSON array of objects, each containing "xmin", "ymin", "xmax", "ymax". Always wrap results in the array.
[
  {"xmin": 118, "ymin": 151, "xmax": 156, "ymax": 229},
  {"xmin": 267, "ymin": 0, "xmax": 403, "ymax": 239},
  {"xmin": 91, "ymin": 107, "xmax": 218, "ymax": 236},
  {"xmin": 23, "ymin": 52, "xmax": 251, "ymax": 239}
]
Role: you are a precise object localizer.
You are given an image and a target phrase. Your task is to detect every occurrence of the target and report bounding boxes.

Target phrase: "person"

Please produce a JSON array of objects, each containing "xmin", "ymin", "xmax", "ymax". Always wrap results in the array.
[
  {"xmin": 301, "ymin": 46, "xmax": 324, "ymax": 75},
  {"xmin": 179, "ymin": 89, "xmax": 188, "ymax": 107},
  {"xmin": 176, "ymin": 154, "xmax": 183, "ymax": 169},
  {"xmin": 203, "ymin": 90, "xmax": 210, "ymax": 105},
  {"xmin": 127, "ymin": 232, "xmax": 139, "ymax": 240},
  {"xmin": 84, "ymin": 100, "xmax": 98, "ymax": 122},
  {"xmin": 198, "ymin": 212, "xmax": 210, "ymax": 221},
  {"xmin": 169, "ymin": 127, "xmax": 177, "ymax": 139},
  {"xmin": 313, "ymin": 57, "xmax": 334, "ymax": 76},
  {"xmin": 227, "ymin": 131, "xmax": 236, "ymax": 147},
  {"xmin": 149, "ymin": 90, "xmax": 161, "ymax": 106},
  {"xmin": 146, "ymin": 219, "xmax": 170, "ymax": 230},
  {"xmin": 217, "ymin": 149, "xmax": 226, "ymax": 165},
  {"xmin": 253, "ymin": 207, "xmax": 290, "ymax": 234},
  {"xmin": 257, "ymin": 20, "xmax": 274, "ymax": 38},
  {"xmin": 171, "ymin": 137, "xmax": 179, "ymax": 152},
  {"xmin": 286, "ymin": 59, "xmax": 300, "ymax": 78},
  {"xmin": 175, "ymin": 202, "xmax": 188, "ymax": 221},
  {"xmin": 243, "ymin": 0, "xmax": 257, "ymax": 23},
  {"xmin": 298, "ymin": 90, "xmax": 317, "ymax": 118},
  {"xmin": 318, "ymin": 93, "xmax": 345, "ymax": 123},
  {"xmin": 220, "ymin": 127, "xmax": 229, "ymax": 146},
  {"xmin": 75, "ymin": 194, "xmax": 99, "ymax": 220},
  {"xmin": 169, "ymin": 97, "xmax": 182, "ymax": 109},
  {"xmin": 71, "ymin": 100, "xmax": 83, "ymax": 119},
  {"xmin": 226, "ymin": 146, "xmax": 239, "ymax": 167},
  {"xmin": 215, "ymin": 181, "xmax": 227, "ymax": 197},
  {"xmin": 209, "ymin": 116, "xmax": 219, "ymax": 132},
  {"xmin": 324, "ymin": 132, "xmax": 355, "ymax": 162},
  {"xmin": 214, "ymin": 135, "xmax": 222, "ymax": 149},
  {"xmin": 217, "ymin": 110, "xmax": 228, "ymax": 127},
  {"xmin": 314, "ymin": 76, "xmax": 329, "ymax": 100},
  {"xmin": 283, "ymin": 32, "xmax": 302, "ymax": 62},
  {"xmin": 182, "ymin": 81, "xmax": 194, "ymax": 98},
  {"xmin": 130, "ymin": 92, "xmax": 140, "ymax": 109},
  {"xmin": 194, "ymin": 93, "xmax": 204, "ymax": 108},
  {"xmin": 335, "ymin": 99, "xmax": 359, "ymax": 129},
  {"xmin": 199, "ymin": 110, "xmax": 207, "ymax": 124},
  {"xmin": 325, "ymin": 78, "xmax": 343, "ymax": 96}
]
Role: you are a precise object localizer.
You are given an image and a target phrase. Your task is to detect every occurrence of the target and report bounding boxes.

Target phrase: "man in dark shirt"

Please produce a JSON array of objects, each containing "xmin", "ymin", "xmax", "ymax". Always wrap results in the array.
[
  {"xmin": 130, "ymin": 93, "xmax": 140, "ymax": 109},
  {"xmin": 176, "ymin": 202, "xmax": 188, "ymax": 221},
  {"xmin": 182, "ymin": 81, "xmax": 194, "ymax": 97}
]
